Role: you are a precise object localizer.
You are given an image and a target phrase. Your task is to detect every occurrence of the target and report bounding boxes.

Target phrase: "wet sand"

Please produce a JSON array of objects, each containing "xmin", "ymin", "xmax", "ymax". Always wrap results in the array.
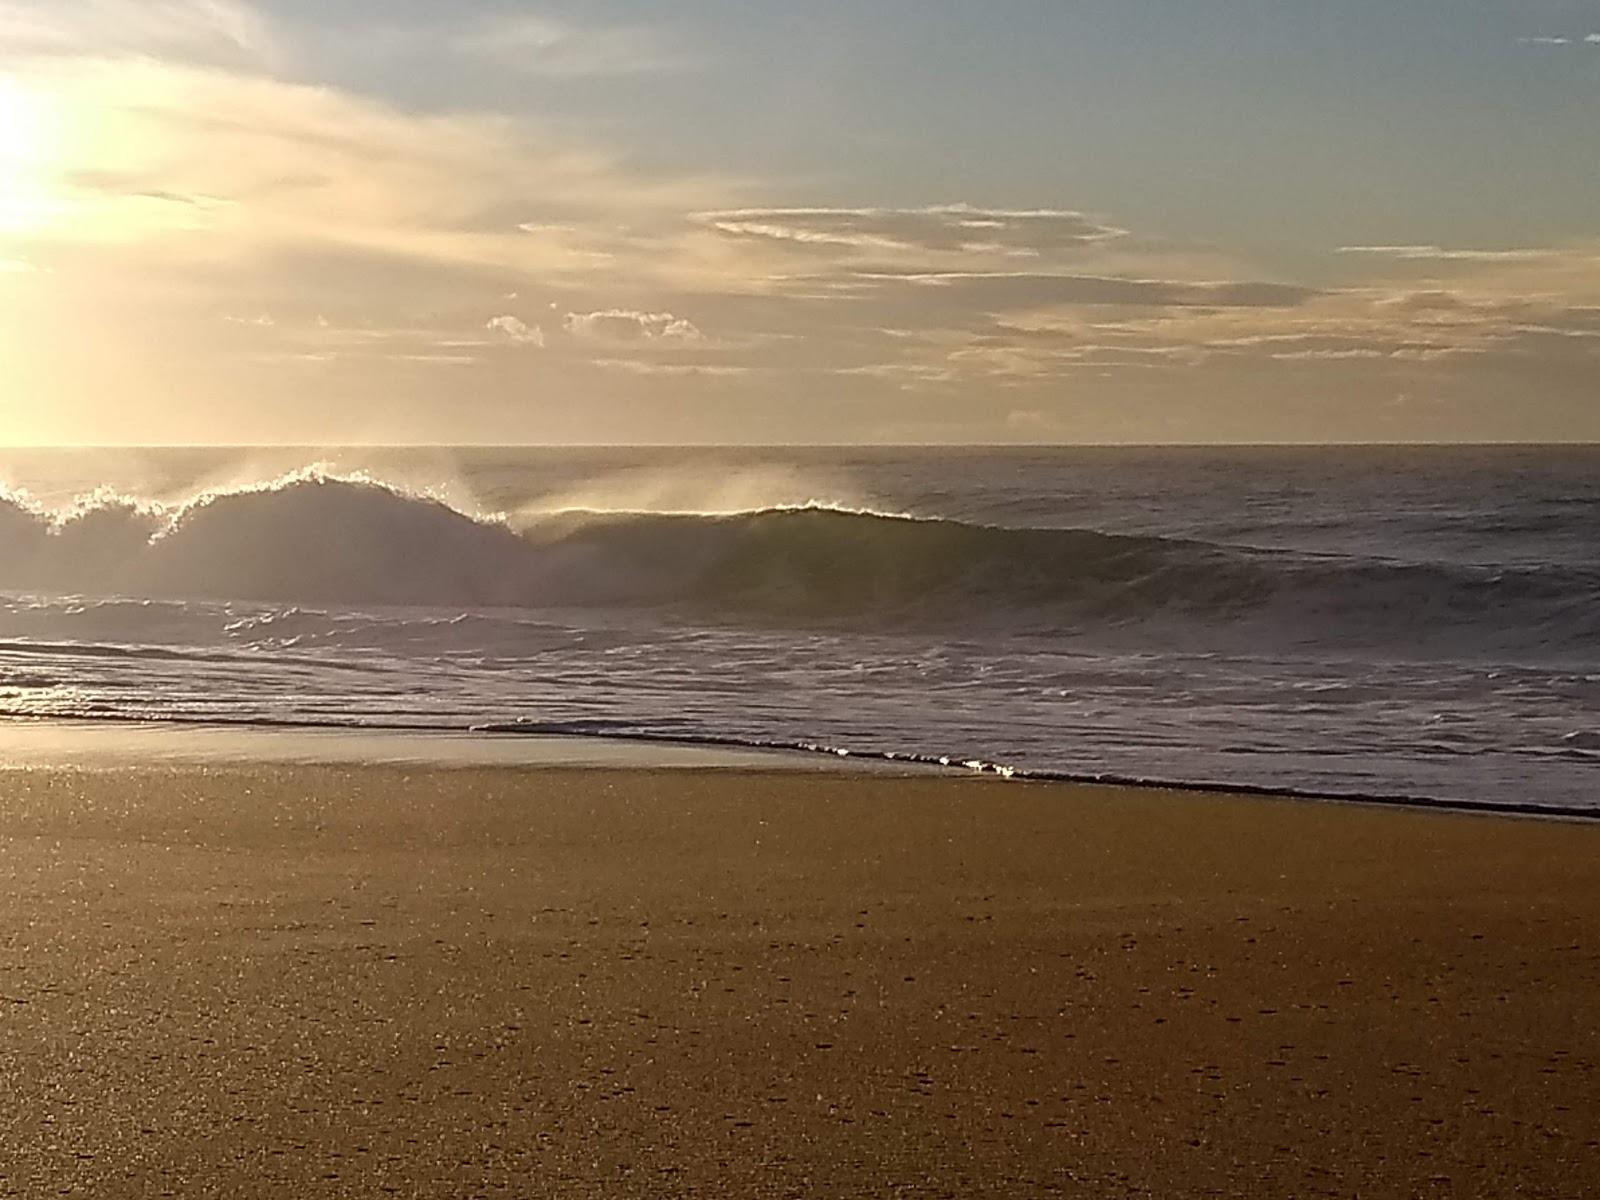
[{"xmin": 2, "ymin": 764, "xmax": 1598, "ymax": 1198}]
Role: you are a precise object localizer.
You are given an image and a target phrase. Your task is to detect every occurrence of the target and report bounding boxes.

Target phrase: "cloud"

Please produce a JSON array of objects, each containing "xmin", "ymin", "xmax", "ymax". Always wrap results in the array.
[
  {"xmin": 680, "ymin": 203, "xmax": 1290, "ymax": 312},
  {"xmin": 2, "ymin": 56, "xmax": 723, "ymax": 271},
  {"xmin": 563, "ymin": 310, "xmax": 703, "ymax": 342},
  {"xmin": 1268, "ymin": 348, "xmax": 1388, "ymax": 361},
  {"xmin": 699, "ymin": 205, "xmax": 1124, "ymax": 258},
  {"xmin": 591, "ymin": 359, "xmax": 749, "ymax": 378},
  {"xmin": 1337, "ymin": 245, "xmax": 1555, "ymax": 262},
  {"xmin": 972, "ymin": 275, "xmax": 1600, "ymax": 377},
  {"xmin": 791, "ymin": 233, "xmax": 1598, "ymax": 404},
  {"xmin": 486, "ymin": 315, "xmax": 544, "ymax": 346},
  {"xmin": 0, "ymin": 0, "xmax": 278, "ymax": 68},
  {"xmin": 831, "ymin": 361, "xmax": 960, "ymax": 386},
  {"xmin": 847, "ymin": 271, "xmax": 1318, "ymax": 311},
  {"xmin": 452, "ymin": 15, "xmax": 690, "ymax": 77},
  {"xmin": 397, "ymin": 354, "xmax": 476, "ymax": 367},
  {"xmin": 1518, "ymin": 36, "xmax": 1573, "ymax": 45},
  {"xmin": 1516, "ymin": 33, "xmax": 1600, "ymax": 46},
  {"xmin": 5, "ymin": 14, "xmax": 1597, "ymax": 444}
]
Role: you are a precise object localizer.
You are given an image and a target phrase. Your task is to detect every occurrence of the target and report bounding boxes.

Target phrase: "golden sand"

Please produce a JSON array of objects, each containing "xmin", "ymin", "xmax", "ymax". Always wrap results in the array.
[{"xmin": 2, "ymin": 765, "xmax": 1597, "ymax": 1198}]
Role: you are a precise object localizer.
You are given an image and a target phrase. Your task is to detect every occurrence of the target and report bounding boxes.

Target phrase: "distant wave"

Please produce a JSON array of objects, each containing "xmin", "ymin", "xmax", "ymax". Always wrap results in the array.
[{"xmin": 2, "ymin": 471, "xmax": 1596, "ymax": 655}]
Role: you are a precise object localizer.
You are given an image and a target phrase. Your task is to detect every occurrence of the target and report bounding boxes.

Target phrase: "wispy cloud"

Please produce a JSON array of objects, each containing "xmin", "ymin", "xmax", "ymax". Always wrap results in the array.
[
  {"xmin": 396, "ymin": 353, "xmax": 476, "ymax": 367},
  {"xmin": 1517, "ymin": 33, "xmax": 1600, "ymax": 46},
  {"xmin": 844, "ymin": 271, "xmax": 1315, "ymax": 308},
  {"xmin": 1337, "ymin": 245, "xmax": 1556, "ymax": 262},
  {"xmin": 699, "ymin": 206, "xmax": 1124, "ymax": 257},
  {"xmin": 591, "ymin": 359, "xmax": 749, "ymax": 378},
  {"xmin": 0, "ymin": 0, "xmax": 279, "ymax": 68},
  {"xmin": 4, "ymin": 55, "xmax": 723, "ymax": 266},
  {"xmin": 452, "ymin": 14, "xmax": 691, "ymax": 77},
  {"xmin": 951, "ymin": 268, "xmax": 1600, "ymax": 382}
]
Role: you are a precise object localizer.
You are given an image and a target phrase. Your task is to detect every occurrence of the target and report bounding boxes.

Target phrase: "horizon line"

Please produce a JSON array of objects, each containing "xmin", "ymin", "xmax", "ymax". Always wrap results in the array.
[{"xmin": 3, "ymin": 440, "xmax": 1598, "ymax": 452}]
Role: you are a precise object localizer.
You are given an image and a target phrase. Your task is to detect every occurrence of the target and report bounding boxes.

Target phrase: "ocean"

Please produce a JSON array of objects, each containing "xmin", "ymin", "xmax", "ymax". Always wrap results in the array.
[{"xmin": 0, "ymin": 445, "xmax": 1595, "ymax": 812}]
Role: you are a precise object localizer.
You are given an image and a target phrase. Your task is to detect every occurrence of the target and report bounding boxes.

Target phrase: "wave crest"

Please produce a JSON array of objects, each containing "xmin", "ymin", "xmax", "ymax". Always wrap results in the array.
[{"xmin": 1, "ymin": 470, "xmax": 1595, "ymax": 654}]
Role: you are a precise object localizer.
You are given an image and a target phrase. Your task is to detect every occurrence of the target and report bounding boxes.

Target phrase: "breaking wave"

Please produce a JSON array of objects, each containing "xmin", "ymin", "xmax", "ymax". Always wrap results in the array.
[{"xmin": 1, "ymin": 471, "xmax": 1595, "ymax": 656}]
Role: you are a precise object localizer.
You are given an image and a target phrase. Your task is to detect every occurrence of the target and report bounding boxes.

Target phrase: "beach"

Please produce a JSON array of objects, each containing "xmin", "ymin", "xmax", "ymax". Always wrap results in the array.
[{"xmin": 3, "ymin": 762, "xmax": 1598, "ymax": 1198}]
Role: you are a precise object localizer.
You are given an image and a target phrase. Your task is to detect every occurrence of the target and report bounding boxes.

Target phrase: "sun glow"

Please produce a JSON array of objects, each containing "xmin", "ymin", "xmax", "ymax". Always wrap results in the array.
[{"xmin": 0, "ymin": 74, "xmax": 65, "ymax": 236}]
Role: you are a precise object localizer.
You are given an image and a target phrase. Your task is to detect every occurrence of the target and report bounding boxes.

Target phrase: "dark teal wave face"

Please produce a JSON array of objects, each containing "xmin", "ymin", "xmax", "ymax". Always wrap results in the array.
[{"xmin": 2, "ymin": 463, "xmax": 1597, "ymax": 659}]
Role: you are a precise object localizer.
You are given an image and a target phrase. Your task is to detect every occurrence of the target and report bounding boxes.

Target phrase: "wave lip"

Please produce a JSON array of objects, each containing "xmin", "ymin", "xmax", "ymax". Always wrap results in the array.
[{"xmin": 1, "ymin": 472, "xmax": 540, "ymax": 608}]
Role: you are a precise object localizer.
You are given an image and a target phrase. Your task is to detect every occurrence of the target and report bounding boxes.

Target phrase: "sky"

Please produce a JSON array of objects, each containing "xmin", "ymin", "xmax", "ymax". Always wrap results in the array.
[{"xmin": 0, "ymin": 0, "xmax": 1597, "ymax": 445}]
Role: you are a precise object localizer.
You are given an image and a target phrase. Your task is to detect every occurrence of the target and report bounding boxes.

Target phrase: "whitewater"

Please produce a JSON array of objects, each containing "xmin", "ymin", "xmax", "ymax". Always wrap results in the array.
[{"xmin": 0, "ymin": 445, "xmax": 1595, "ymax": 811}]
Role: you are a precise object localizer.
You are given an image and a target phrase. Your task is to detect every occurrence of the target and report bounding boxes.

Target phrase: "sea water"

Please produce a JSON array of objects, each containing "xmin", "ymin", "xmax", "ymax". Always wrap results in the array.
[{"xmin": 0, "ymin": 445, "xmax": 1595, "ymax": 811}]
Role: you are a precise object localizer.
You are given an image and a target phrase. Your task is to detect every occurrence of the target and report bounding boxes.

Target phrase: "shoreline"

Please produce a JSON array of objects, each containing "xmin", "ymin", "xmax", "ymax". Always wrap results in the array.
[
  {"xmin": 0, "ymin": 715, "xmax": 916, "ymax": 775},
  {"xmin": 4, "ymin": 761, "xmax": 1599, "ymax": 1196},
  {"xmin": 3, "ymin": 713, "xmax": 1595, "ymax": 824}
]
